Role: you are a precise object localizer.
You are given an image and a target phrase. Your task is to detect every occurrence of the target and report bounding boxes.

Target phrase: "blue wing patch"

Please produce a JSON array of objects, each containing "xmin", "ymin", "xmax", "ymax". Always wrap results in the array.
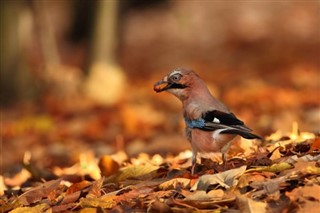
[{"xmin": 184, "ymin": 118, "xmax": 206, "ymax": 128}]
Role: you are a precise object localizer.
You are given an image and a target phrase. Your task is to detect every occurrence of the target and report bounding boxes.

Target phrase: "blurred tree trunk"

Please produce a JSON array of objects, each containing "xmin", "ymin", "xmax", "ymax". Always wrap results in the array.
[
  {"xmin": 91, "ymin": 0, "xmax": 118, "ymax": 64},
  {"xmin": 0, "ymin": 1, "xmax": 37, "ymax": 106},
  {"xmin": 32, "ymin": 0, "xmax": 60, "ymax": 65},
  {"xmin": 85, "ymin": 0, "xmax": 126, "ymax": 106},
  {"xmin": 31, "ymin": 0, "xmax": 82, "ymax": 98}
]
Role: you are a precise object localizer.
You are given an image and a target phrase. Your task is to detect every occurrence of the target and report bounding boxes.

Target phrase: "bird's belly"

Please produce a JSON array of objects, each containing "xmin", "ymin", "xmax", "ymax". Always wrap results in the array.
[{"xmin": 191, "ymin": 129, "xmax": 236, "ymax": 153}]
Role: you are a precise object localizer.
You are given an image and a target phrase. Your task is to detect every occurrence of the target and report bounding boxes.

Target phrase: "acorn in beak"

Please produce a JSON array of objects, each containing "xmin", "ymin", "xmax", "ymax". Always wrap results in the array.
[{"xmin": 153, "ymin": 79, "xmax": 172, "ymax": 93}]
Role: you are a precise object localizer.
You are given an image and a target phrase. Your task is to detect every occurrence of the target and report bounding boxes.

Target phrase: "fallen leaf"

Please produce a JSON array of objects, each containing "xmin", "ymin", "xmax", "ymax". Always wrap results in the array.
[
  {"xmin": 306, "ymin": 166, "xmax": 320, "ymax": 175},
  {"xmin": 281, "ymin": 161, "xmax": 319, "ymax": 176},
  {"xmin": 182, "ymin": 189, "xmax": 225, "ymax": 201},
  {"xmin": 106, "ymin": 164, "xmax": 159, "ymax": 183},
  {"xmin": 171, "ymin": 190, "xmax": 235, "ymax": 209},
  {"xmin": 246, "ymin": 162, "xmax": 293, "ymax": 173},
  {"xmin": 10, "ymin": 203, "xmax": 50, "ymax": 213},
  {"xmin": 147, "ymin": 199, "xmax": 172, "ymax": 213},
  {"xmin": 250, "ymin": 176, "xmax": 286, "ymax": 199},
  {"xmin": 87, "ymin": 178, "xmax": 104, "ymax": 198},
  {"xmin": 286, "ymin": 185, "xmax": 320, "ymax": 202},
  {"xmin": 310, "ymin": 137, "xmax": 320, "ymax": 152},
  {"xmin": 66, "ymin": 180, "xmax": 92, "ymax": 195},
  {"xmin": 236, "ymin": 195, "xmax": 267, "ymax": 213},
  {"xmin": 237, "ymin": 172, "xmax": 275, "ymax": 189},
  {"xmin": 79, "ymin": 197, "xmax": 115, "ymax": 209},
  {"xmin": 158, "ymin": 178, "xmax": 190, "ymax": 190},
  {"xmin": 17, "ymin": 179, "xmax": 62, "ymax": 205},
  {"xmin": 298, "ymin": 200, "xmax": 320, "ymax": 213},
  {"xmin": 191, "ymin": 166, "xmax": 247, "ymax": 191},
  {"xmin": 98, "ymin": 155, "xmax": 120, "ymax": 177},
  {"xmin": 269, "ymin": 148, "xmax": 283, "ymax": 161},
  {"xmin": 51, "ymin": 203, "xmax": 75, "ymax": 212},
  {"xmin": 113, "ymin": 186, "xmax": 154, "ymax": 203},
  {"xmin": 61, "ymin": 191, "xmax": 81, "ymax": 205},
  {"xmin": 4, "ymin": 169, "xmax": 31, "ymax": 187},
  {"xmin": 291, "ymin": 141, "xmax": 311, "ymax": 155},
  {"xmin": 79, "ymin": 152, "xmax": 101, "ymax": 180},
  {"xmin": 79, "ymin": 208, "xmax": 99, "ymax": 213},
  {"xmin": 0, "ymin": 176, "xmax": 6, "ymax": 196}
]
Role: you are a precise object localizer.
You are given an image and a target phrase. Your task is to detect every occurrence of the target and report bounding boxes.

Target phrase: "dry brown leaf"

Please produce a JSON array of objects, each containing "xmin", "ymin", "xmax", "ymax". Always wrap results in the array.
[
  {"xmin": 10, "ymin": 203, "xmax": 50, "ymax": 213},
  {"xmin": 66, "ymin": 180, "xmax": 92, "ymax": 195},
  {"xmin": 238, "ymin": 171, "xmax": 276, "ymax": 190},
  {"xmin": 281, "ymin": 161, "xmax": 319, "ymax": 176},
  {"xmin": 105, "ymin": 164, "xmax": 159, "ymax": 183},
  {"xmin": 184, "ymin": 190, "xmax": 212, "ymax": 201},
  {"xmin": 286, "ymin": 185, "xmax": 320, "ymax": 202},
  {"xmin": 113, "ymin": 186, "xmax": 153, "ymax": 203},
  {"xmin": 17, "ymin": 179, "xmax": 61, "ymax": 205},
  {"xmin": 4, "ymin": 169, "xmax": 31, "ymax": 188},
  {"xmin": 79, "ymin": 197, "xmax": 115, "ymax": 209},
  {"xmin": 79, "ymin": 208, "xmax": 99, "ymax": 213},
  {"xmin": 298, "ymin": 200, "xmax": 320, "ymax": 213},
  {"xmin": 51, "ymin": 203, "xmax": 76, "ymax": 212},
  {"xmin": 181, "ymin": 189, "xmax": 225, "ymax": 201},
  {"xmin": 111, "ymin": 151, "xmax": 128, "ymax": 165},
  {"xmin": 147, "ymin": 199, "xmax": 172, "ymax": 213},
  {"xmin": 61, "ymin": 190, "xmax": 82, "ymax": 205},
  {"xmin": 98, "ymin": 155, "xmax": 120, "ymax": 177},
  {"xmin": 191, "ymin": 165, "xmax": 247, "ymax": 191},
  {"xmin": 173, "ymin": 191, "xmax": 235, "ymax": 210},
  {"xmin": 0, "ymin": 202, "xmax": 14, "ymax": 213},
  {"xmin": 236, "ymin": 195, "xmax": 267, "ymax": 213},
  {"xmin": 158, "ymin": 178, "xmax": 191, "ymax": 190},
  {"xmin": 0, "ymin": 176, "xmax": 6, "ymax": 196},
  {"xmin": 306, "ymin": 165, "xmax": 320, "ymax": 175},
  {"xmin": 269, "ymin": 148, "xmax": 283, "ymax": 161},
  {"xmin": 310, "ymin": 137, "xmax": 320, "ymax": 152},
  {"xmin": 246, "ymin": 162, "xmax": 293, "ymax": 173},
  {"xmin": 150, "ymin": 190, "xmax": 176, "ymax": 200},
  {"xmin": 87, "ymin": 178, "xmax": 104, "ymax": 198},
  {"xmin": 249, "ymin": 176, "xmax": 286, "ymax": 200}
]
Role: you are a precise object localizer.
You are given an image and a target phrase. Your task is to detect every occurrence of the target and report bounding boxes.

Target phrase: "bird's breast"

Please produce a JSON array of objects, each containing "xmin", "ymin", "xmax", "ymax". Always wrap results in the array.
[
  {"xmin": 190, "ymin": 129, "xmax": 236, "ymax": 153},
  {"xmin": 190, "ymin": 129, "xmax": 221, "ymax": 153}
]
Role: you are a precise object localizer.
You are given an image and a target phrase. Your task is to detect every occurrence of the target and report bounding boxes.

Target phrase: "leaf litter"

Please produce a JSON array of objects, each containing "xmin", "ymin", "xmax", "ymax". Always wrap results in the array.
[
  {"xmin": 2, "ymin": 126, "xmax": 319, "ymax": 212},
  {"xmin": 2, "ymin": 71, "xmax": 320, "ymax": 212}
]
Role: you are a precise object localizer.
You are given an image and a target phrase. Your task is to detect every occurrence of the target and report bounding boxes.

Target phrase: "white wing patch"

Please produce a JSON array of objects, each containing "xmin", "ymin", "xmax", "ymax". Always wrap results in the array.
[
  {"xmin": 213, "ymin": 117, "xmax": 220, "ymax": 123},
  {"xmin": 212, "ymin": 129, "xmax": 225, "ymax": 140}
]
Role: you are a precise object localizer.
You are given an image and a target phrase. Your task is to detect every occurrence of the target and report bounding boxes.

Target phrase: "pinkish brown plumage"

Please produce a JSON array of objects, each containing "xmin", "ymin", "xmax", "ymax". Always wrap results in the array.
[{"xmin": 154, "ymin": 68, "xmax": 261, "ymax": 174}]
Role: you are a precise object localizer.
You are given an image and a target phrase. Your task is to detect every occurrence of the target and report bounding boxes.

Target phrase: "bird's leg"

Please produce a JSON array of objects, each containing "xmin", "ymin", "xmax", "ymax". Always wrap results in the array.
[
  {"xmin": 222, "ymin": 153, "xmax": 227, "ymax": 171},
  {"xmin": 191, "ymin": 151, "xmax": 197, "ymax": 175},
  {"xmin": 221, "ymin": 141, "xmax": 232, "ymax": 171}
]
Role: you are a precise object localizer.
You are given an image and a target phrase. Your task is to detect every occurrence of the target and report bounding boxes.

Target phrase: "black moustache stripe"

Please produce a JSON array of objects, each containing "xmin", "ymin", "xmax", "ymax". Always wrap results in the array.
[{"xmin": 169, "ymin": 83, "xmax": 188, "ymax": 89}]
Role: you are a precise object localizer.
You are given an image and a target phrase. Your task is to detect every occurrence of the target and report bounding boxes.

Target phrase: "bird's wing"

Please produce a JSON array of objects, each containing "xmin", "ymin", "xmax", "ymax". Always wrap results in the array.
[
  {"xmin": 203, "ymin": 110, "xmax": 244, "ymax": 126},
  {"xmin": 184, "ymin": 110, "xmax": 261, "ymax": 139}
]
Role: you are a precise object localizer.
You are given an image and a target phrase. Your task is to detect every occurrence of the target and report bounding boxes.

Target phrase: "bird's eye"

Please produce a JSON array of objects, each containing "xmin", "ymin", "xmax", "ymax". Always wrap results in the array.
[{"xmin": 171, "ymin": 74, "xmax": 182, "ymax": 82}]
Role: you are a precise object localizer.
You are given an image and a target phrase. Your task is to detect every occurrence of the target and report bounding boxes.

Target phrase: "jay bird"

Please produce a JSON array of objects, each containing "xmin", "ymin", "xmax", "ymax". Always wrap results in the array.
[{"xmin": 154, "ymin": 68, "xmax": 261, "ymax": 174}]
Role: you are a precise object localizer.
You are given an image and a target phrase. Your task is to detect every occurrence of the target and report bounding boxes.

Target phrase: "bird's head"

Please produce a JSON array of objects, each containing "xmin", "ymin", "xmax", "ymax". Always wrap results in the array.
[{"xmin": 153, "ymin": 68, "xmax": 198, "ymax": 100}]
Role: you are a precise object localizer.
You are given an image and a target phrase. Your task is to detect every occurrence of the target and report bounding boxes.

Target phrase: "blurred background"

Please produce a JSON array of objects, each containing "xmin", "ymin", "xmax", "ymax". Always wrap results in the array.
[{"xmin": 1, "ymin": 0, "xmax": 319, "ymax": 175}]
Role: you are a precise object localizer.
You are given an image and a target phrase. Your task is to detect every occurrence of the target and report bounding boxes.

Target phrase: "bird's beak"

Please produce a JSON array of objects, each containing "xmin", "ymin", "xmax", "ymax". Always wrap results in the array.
[{"xmin": 153, "ymin": 78, "xmax": 172, "ymax": 93}]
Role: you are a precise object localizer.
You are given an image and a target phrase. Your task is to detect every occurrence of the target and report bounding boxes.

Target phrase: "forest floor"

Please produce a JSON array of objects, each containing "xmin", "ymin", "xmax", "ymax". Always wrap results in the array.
[{"xmin": 1, "ymin": 66, "xmax": 320, "ymax": 212}]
